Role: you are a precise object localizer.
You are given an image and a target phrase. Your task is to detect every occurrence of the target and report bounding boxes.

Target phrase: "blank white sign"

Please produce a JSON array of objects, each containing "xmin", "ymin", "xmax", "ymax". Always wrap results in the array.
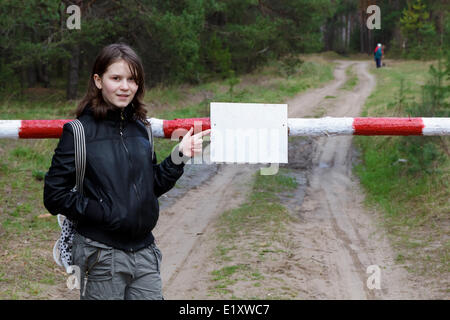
[{"xmin": 210, "ymin": 102, "xmax": 288, "ymax": 164}]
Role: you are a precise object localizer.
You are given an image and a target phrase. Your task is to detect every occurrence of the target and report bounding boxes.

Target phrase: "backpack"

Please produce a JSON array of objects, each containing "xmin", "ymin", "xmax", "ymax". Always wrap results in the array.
[{"xmin": 53, "ymin": 119, "xmax": 154, "ymax": 273}]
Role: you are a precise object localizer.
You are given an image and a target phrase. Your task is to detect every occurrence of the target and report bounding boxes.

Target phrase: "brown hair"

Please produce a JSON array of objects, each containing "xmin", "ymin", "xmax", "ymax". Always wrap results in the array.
[{"xmin": 75, "ymin": 43, "xmax": 149, "ymax": 125}]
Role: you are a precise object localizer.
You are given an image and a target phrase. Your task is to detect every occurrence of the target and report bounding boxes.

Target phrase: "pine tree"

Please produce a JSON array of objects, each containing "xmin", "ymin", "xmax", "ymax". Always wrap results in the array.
[{"xmin": 400, "ymin": 0, "xmax": 435, "ymax": 49}]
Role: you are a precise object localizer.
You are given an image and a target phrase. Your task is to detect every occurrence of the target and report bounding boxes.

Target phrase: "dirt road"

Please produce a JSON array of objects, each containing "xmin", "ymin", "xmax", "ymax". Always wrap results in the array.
[
  {"xmin": 158, "ymin": 60, "xmax": 434, "ymax": 299},
  {"xmin": 285, "ymin": 61, "xmax": 429, "ymax": 299}
]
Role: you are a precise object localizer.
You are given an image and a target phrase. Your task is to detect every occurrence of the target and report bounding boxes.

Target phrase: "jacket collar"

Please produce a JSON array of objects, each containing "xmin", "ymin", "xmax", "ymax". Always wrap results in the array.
[
  {"xmin": 83, "ymin": 103, "xmax": 134, "ymax": 121},
  {"xmin": 105, "ymin": 104, "xmax": 134, "ymax": 121}
]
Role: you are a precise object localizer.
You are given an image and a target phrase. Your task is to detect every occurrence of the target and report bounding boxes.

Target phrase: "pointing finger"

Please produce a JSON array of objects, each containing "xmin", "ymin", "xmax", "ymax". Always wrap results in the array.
[
  {"xmin": 184, "ymin": 127, "xmax": 194, "ymax": 137},
  {"xmin": 194, "ymin": 129, "xmax": 211, "ymax": 137}
]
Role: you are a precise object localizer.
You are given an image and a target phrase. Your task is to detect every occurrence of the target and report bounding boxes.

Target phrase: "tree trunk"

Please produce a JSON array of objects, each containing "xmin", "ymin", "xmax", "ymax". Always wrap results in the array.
[
  {"xmin": 26, "ymin": 65, "xmax": 37, "ymax": 88},
  {"xmin": 341, "ymin": 15, "xmax": 346, "ymax": 51},
  {"xmin": 37, "ymin": 63, "xmax": 50, "ymax": 88},
  {"xmin": 66, "ymin": 44, "xmax": 80, "ymax": 100},
  {"xmin": 20, "ymin": 67, "xmax": 26, "ymax": 90},
  {"xmin": 439, "ymin": 10, "xmax": 443, "ymax": 47},
  {"xmin": 329, "ymin": 19, "xmax": 336, "ymax": 51},
  {"xmin": 78, "ymin": 49, "xmax": 85, "ymax": 78},
  {"xmin": 346, "ymin": 14, "xmax": 351, "ymax": 50},
  {"xmin": 359, "ymin": 12, "xmax": 365, "ymax": 53},
  {"xmin": 368, "ymin": 29, "xmax": 373, "ymax": 54},
  {"xmin": 57, "ymin": 58, "xmax": 64, "ymax": 78}
]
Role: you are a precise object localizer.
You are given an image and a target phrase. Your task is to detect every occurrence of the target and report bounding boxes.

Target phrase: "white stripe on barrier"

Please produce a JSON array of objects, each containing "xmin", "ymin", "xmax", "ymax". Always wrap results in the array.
[
  {"xmin": 288, "ymin": 117, "xmax": 354, "ymax": 136},
  {"xmin": 0, "ymin": 120, "xmax": 20, "ymax": 139},
  {"xmin": 422, "ymin": 118, "xmax": 450, "ymax": 136},
  {"xmin": 148, "ymin": 118, "xmax": 164, "ymax": 138}
]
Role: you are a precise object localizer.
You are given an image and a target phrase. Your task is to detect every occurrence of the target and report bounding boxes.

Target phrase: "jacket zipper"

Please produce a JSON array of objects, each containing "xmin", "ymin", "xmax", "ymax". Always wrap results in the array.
[{"xmin": 119, "ymin": 109, "xmax": 142, "ymax": 207}]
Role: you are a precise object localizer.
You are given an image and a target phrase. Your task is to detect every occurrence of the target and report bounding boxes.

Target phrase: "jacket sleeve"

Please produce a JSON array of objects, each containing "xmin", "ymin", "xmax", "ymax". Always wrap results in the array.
[
  {"xmin": 43, "ymin": 123, "xmax": 104, "ymax": 224},
  {"xmin": 153, "ymin": 144, "xmax": 186, "ymax": 198}
]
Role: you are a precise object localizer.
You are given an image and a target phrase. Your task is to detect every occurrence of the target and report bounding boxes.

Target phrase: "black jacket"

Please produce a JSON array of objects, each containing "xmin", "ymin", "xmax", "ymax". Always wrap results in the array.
[{"xmin": 43, "ymin": 104, "xmax": 185, "ymax": 251}]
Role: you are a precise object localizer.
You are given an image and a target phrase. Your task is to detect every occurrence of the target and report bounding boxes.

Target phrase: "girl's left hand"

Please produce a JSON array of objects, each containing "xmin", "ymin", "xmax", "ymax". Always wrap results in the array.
[{"xmin": 179, "ymin": 127, "xmax": 211, "ymax": 158}]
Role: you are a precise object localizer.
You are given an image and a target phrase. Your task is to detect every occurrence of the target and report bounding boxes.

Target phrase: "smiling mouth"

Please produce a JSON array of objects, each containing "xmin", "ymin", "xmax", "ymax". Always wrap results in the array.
[{"xmin": 117, "ymin": 94, "xmax": 129, "ymax": 98}]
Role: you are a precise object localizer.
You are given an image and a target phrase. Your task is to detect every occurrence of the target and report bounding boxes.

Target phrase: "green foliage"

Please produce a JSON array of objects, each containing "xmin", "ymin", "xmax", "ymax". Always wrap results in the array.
[
  {"xmin": 226, "ymin": 70, "xmax": 240, "ymax": 100},
  {"xmin": 410, "ymin": 55, "xmax": 449, "ymax": 118},
  {"xmin": 1, "ymin": 0, "xmax": 449, "ymax": 93},
  {"xmin": 400, "ymin": 0, "xmax": 432, "ymax": 34},
  {"xmin": 321, "ymin": 0, "xmax": 447, "ymax": 59},
  {"xmin": 0, "ymin": 0, "xmax": 121, "ymax": 94},
  {"xmin": 210, "ymin": 8, "xmax": 279, "ymax": 74},
  {"xmin": 203, "ymin": 32, "xmax": 233, "ymax": 78},
  {"xmin": 279, "ymin": 55, "xmax": 304, "ymax": 79},
  {"xmin": 32, "ymin": 169, "xmax": 46, "ymax": 181},
  {"xmin": 399, "ymin": 0, "xmax": 439, "ymax": 59},
  {"xmin": 0, "ymin": 0, "xmax": 335, "ymax": 94},
  {"xmin": 356, "ymin": 58, "xmax": 449, "ymax": 230},
  {"xmin": 396, "ymin": 136, "xmax": 444, "ymax": 174},
  {"xmin": 0, "ymin": 58, "xmax": 20, "ymax": 94},
  {"xmin": 146, "ymin": 0, "xmax": 205, "ymax": 84},
  {"xmin": 360, "ymin": 56, "xmax": 449, "ymax": 177},
  {"xmin": 396, "ymin": 55, "xmax": 449, "ymax": 174}
]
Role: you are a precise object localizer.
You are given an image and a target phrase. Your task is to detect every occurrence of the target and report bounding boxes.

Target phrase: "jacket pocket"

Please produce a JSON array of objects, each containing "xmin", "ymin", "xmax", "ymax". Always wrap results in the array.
[
  {"xmin": 95, "ymin": 186, "xmax": 111, "ymax": 210},
  {"xmin": 95, "ymin": 186, "xmax": 120, "ymax": 231}
]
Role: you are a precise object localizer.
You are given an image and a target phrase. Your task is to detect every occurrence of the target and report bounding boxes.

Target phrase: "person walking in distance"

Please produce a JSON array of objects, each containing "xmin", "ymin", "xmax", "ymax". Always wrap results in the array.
[
  {"xmin": 374, "ymin": 43, "xmax": 383, "ymax": 68},
  {"xmin": 44, "ymin": 43, "xmax": 210, "ymax": 300}
]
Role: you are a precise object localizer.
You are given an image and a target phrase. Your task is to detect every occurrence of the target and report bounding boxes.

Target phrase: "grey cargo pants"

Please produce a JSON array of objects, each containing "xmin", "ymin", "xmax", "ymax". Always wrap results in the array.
[{"xmin": 72, "ymin": 232, "xmax": 163, "ymax": 300}]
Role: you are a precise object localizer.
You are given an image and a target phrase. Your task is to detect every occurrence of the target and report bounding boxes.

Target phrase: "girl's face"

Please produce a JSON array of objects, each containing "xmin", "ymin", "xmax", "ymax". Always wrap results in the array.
[{"xmin": 93, "ymin": 60, "xmax": 138, "ymax": 109}]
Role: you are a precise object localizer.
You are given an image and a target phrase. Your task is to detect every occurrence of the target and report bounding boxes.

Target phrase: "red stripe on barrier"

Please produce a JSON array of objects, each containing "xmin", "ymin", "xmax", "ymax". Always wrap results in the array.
[
  {"xmin": 353, "ymin": 118, "xmax": 424, "ymax": 136},
  {"xmin": 19, "ymin": 120, "xmax": 71, "ymax": 139},
  {"xmin": 163, "ymin": 118, "xmax": 211, "ymax": 138}
]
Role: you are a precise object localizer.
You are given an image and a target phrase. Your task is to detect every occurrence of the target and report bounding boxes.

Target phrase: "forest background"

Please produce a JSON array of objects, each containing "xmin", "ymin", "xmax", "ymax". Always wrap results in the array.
[{"xmin": 0, "ymin": 0, "xmax": 448, "ymax": 100}]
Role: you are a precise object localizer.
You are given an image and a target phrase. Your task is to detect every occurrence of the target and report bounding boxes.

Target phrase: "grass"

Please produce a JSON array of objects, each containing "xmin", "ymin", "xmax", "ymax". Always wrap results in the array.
[
  {"xmin": 354, "ymin": 60, "xmax": 449, "ymax": 282},
  {"xmin": 207, "ymin": 168, "xmax": 302, "ymax": 299},
  {"xmin": 341, "ymin": 64, "xmax": 358, "ymax": 91},
  {"xmin": 216, "ymin": 171, "xmax": 296, "ymax": 240},
  {"xmin": 0, "ymin": 55, "xmax": 335, "ymax": 299}
]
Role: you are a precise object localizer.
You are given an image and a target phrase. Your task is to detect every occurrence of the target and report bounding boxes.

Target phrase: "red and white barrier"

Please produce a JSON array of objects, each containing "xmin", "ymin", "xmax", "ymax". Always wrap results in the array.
[
  {"xmin": 0, "ymin": 117, "xmax": 449, "ymax": 139},
  {"xmin": 288, "ymin": 117, "xmax": 450, "ymax": 136}
]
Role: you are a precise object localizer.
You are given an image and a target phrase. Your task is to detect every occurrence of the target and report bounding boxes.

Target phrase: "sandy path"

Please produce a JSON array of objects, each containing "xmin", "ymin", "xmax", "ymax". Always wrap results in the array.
[
  {"xmin": 154, "ymin": 163, "xmax": 257, "ymax": 291},
  {"xmin": 289, "ymin": 61, "xmax": 428, "ymax": 299},
  {"xmin": 158, "ymin": 60, "xmax": 429, "ymax": 299}
]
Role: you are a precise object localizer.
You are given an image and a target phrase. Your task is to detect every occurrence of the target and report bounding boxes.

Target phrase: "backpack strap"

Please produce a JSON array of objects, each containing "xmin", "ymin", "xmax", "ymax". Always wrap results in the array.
[
  {"xmin": 145, "ymin": 121, "xmax": 154, "ymax": 161},
  {"xmin": 68, "ymin": 119, "xmax": 86, "ymax": 195},
  {"xmin": 53, "ymin": 119, "xmax": 85, "ymax": 271}
]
